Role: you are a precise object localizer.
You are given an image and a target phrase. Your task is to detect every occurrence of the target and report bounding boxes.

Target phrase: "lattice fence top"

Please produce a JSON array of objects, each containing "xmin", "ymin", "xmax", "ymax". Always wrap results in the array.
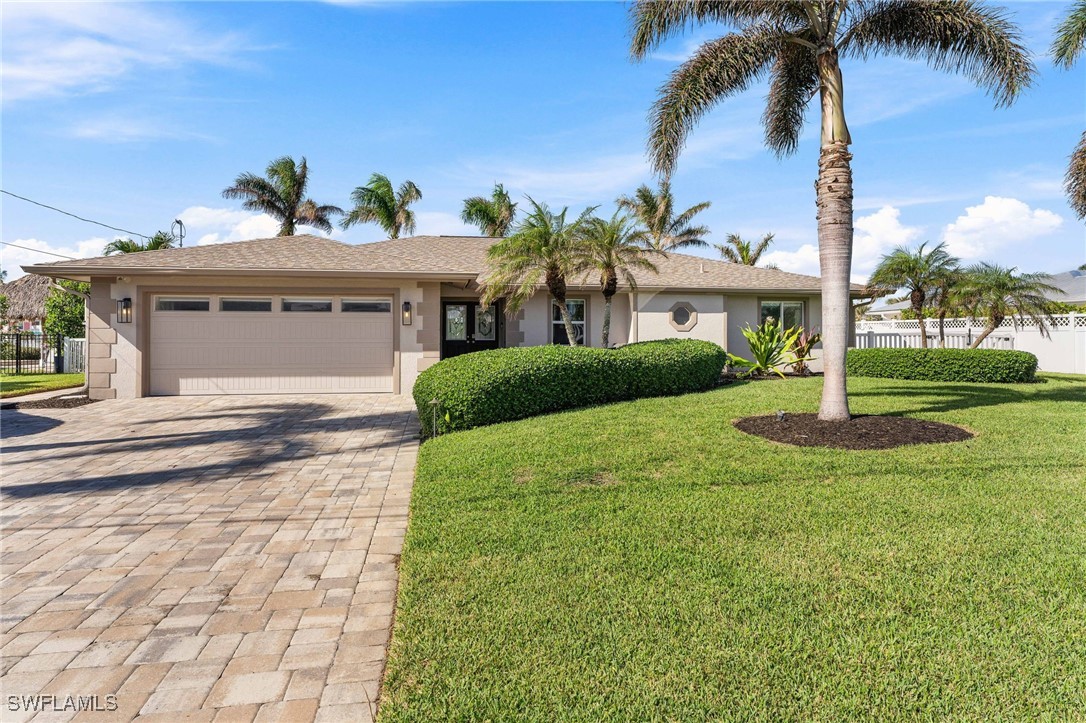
[{"xmin": 857, "ymin": 313, "xmax": 1083, "ymax": 331}]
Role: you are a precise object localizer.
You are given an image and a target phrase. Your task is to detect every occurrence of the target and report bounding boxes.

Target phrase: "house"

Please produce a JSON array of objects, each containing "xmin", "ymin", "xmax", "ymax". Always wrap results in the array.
[
  {"xmin": 1047, "ymin": 268, "xmax": 1086, "ymax": 306},
  {"xmin": 0, "ymin": 273, "xmax": 50, "ymax": 333},
  {"xmin": 22, "ymin": 234, "xmax": 843, "ymax": 399}
]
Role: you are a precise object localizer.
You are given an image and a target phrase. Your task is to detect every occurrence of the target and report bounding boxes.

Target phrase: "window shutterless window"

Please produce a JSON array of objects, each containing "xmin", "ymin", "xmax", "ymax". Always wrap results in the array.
[
  {"xmin": 155, "ymin": 297, "xmax": 210, "ymax": 312},
  {"xmin": 760, "ymin": 301, "xmax": 804, "ymax": 329},
  {"xmin": 341, "ymin": 299, "xmax": 392, "ymax": 313},
  {"xmin": 552, "ymin": 299, "xmax": 585, "ymax": 345},
  {"xmin": 220, "ymin": 298, "xmax": 272, "ymax": 312},
  {"xmin": 282, "ymin": 298, "xmax": 332, "ymax": 312}
]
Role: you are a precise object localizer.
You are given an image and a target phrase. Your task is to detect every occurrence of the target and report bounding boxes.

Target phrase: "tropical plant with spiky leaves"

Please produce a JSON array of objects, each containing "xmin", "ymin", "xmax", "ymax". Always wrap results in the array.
[
  {"xmin": 461, "ymin": 184, "xmax": 517, "ymax": 237},
  {"xmin": 1052, "ymin": 1, "xmax": 1086, "ymax": 219},
  {"xmin": 104, "ymin": 231, "xmax": 176, "ymax": 255},
  {"xmin": 481, "ymin": 198, "xmax": 597, "ymax": 346},
  {"xmin": 868, "ymin": 242, "xmax": 960, "ymax": 348},
  {"xmin": 630, "ymin": 0, "xmax": 1034, "ymax": 420},
  {"xmin": 574, "ymin": 211, "xmax": 662, "ymax": 347},
  {"xmin": 342, "ymin": 173, "xmax": 422, "ymax": 239},
  {"xmin": 728, "ymin": 321, "xmax": 805, "ymax": 378},
  {"xmin": 222, "ymin": 156, "xmax": 342, "ymax": 236},
  {"xmin": 957, "ymin": 263, "xmax": 1060, "ymax": 348},
  {"xmin": 616, "ymin": 180, "xmax": 711, "ymax": 250},
  {"xmin": 716, "ymin": 232, "xmax": 775, "ymax": 266}
]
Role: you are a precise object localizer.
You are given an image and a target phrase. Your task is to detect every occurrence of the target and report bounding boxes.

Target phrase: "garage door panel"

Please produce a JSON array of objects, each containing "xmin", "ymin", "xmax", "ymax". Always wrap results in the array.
[{"xmin": 150, "ymin": 296, "xmax": 394, "ymax": 395}]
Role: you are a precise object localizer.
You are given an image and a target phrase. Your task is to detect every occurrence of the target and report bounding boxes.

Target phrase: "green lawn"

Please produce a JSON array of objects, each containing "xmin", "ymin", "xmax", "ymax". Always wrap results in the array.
[
  {"xmin": 0, "ymin": 373, "xmax": 84, "ymax": 398},
  {"xmin": 381, "ymin": 375, "xmax": 1086, "ymax": 721}
]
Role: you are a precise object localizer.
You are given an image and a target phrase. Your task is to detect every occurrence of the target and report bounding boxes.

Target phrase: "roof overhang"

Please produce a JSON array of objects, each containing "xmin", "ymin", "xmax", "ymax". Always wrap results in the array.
[{"xmin": 20, "ymin": 264, "xmax": 480, "ymax": 284}]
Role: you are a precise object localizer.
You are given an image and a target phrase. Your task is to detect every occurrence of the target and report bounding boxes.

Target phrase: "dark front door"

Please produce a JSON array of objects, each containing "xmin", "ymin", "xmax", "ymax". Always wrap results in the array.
[{"xmin": 442, "ymin": 302, "xmax": 501, "ymax": 358}]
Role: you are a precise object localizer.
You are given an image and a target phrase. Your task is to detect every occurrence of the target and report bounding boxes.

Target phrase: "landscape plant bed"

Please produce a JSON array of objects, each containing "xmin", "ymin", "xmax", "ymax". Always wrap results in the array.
[
  {"xmin": 1, "ymin": 395, "xmax": 97, "ymax": 410},
  {"xmin": 733, "ymin": 413, "xmax": 973, "ymax": 449}
]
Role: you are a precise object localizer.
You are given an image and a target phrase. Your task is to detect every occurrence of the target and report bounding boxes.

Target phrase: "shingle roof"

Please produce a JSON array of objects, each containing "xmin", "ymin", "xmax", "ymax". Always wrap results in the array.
[
  {"xmin": 0, "ymin": 274, "xmax": 51, "ymax": 320},
  {"xmin": 23, "ymin": 233, "xmax": 841, "ymax": 292}
]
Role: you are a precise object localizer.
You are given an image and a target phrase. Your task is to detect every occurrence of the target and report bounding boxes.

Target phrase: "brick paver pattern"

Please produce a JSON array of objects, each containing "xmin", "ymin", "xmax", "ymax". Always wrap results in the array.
[{"xmin": 0, "ymin": 395, "xmax": 419, "ymax": 722}]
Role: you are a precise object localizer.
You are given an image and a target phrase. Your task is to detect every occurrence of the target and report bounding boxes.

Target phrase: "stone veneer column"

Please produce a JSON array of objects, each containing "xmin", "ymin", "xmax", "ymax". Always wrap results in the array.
[{"xmin": 86, "ymin": 278, "xmax": 118, "ymax": 400}]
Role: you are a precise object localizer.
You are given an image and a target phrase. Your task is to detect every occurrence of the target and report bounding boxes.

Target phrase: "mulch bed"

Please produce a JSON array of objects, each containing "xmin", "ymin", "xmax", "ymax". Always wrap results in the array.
[
  {"xmin": 734, "ymin": 413, "xmax": 973, "ymax": 450},
  {"xmin": 1, "ymin": 395, "xmax": 98, "ymax": 410}
]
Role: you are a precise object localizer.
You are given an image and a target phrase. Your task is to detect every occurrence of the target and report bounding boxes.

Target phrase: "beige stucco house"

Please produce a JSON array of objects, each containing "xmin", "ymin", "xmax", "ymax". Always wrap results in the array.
[{"xmin": 22, "ymin": 234, "xmax": 839, "ymax": 400}]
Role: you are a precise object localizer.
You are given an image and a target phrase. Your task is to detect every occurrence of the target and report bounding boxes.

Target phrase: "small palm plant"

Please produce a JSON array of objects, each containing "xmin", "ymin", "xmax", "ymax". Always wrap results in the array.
[
  {"xmin": 104, "ymin": 230, "xmax": 176, "ymax": 255},
  {"xmin": 867, "ymin": 242, "xmax": 960, "ymax": 348},
  {"xmin": 716, "ymin": 233, "xmax": 774, "ymax": 266},
  {"xmin": 957, "ymin": 263, "xmax": 1061, "ymax": 348},
  {"xmin": 461, "ymin": 184, "xmax": 517, "ymax": 236},
  {"xmin": 222, "ymin": 156, "xmax": 342, "ymax": 236},
  {"xmin": 575, "ymin": 211, "xmax": 661, "ymax": 347},
  {"xmin": 728, "ymin": 321, "xmax": 806, "ymax": 379},
  {"xmin": 342, "ymin": 173, "xmax": 422, "ymax": 239},
  {"xmin": 481, "ymin": 198, "xmax": 597, "ymax": 346},
  {"xmin": 616, "ymin": 179, "xmax": 711, "ymax": 250}
]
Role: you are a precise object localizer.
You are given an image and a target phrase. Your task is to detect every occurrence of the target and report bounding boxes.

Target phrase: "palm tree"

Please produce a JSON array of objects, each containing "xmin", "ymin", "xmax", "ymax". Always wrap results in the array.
[
  {"xmin": 461, "ymin": 184, "xmax": 517, "ymax": 237},
  {"xmin": 716, "ymin": 233, "xmax": 774, "ymax": 266},
  {"xmin": 575, "ymin": 212, "xmax": 662, "ymax": 347},
  {"xmin": 616, "ymin": 180, "xmax": 710, "ymax": 250},
  {"xmin": 104, "ymin": 231, "xmax": 176, "ymax": 256},
  {"xmin": 957, "ymin": 263, "xmax": 1060, "ymax": 349},
  {"xmin": 1052, "ymin": 1, "xmax": 1086, "ymax": 219},
  {"xmin": 867, "ymin": 242, "xmax": 959, "ymax": 348},
  {"xmin": 630, "ymin": 1, "xmax": 1033, "ymax": 421},
  {"xmin": 481, "ymin": 198, "xmax": 596, "ymax": 346},
  {"xmin": 930, "ymin": 267, "xmax": 966, "ymax": 348},
  {"xmin": 222, "ymin": 156, "xmax": 342, "ymax": 236},
  {"xmin": 342, "ymin": 173, "xmax": 422, "ymax": 239}
]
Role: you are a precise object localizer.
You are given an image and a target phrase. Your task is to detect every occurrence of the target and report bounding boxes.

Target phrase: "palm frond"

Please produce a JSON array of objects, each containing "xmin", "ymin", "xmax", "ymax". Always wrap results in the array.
[
  {"xmin": 762, "ymin": 38, "xmax": 819, "ymax": 156},
  {"xmin": 1067, "ymin": 131, "xmax": 1086, "ymax": 221},
  {"xmin": 629, "ymin": 0, "xmax": 801, "ymax": 59},
  {"xmin": 842, "ymin": 0, "xmax": 1035, "ymax": 107},
  {"xmin": 1051, "ymin": 0, "xmax": 1086, "ymax": 68}
]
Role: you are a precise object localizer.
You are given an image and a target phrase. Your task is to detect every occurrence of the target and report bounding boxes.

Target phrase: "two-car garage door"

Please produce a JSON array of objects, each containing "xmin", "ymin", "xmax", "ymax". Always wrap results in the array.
[{"xmin": 150, "ymin": 294, "xmax": 394, "ymax": 395}]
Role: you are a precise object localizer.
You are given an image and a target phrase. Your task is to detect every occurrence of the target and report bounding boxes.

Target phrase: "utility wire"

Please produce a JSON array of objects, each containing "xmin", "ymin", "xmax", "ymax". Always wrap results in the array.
[
  {"xmin": 1, "ymin": 189, "xmax": 151, "ymax": 240},
  {"xmin": 0, "ymin": 240, "xmax": 77, "ymax": 259}
]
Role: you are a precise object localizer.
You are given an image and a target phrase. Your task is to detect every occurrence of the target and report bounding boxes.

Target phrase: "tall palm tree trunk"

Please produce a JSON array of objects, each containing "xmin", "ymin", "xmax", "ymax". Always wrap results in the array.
[
  {"xmin": 815, "ymin": 49, "xmax": 854, "ymax": 422},
  {"xmin": 970, "ymin": 313, "xmax": 1003, "ymax": 349},
  {"xmin": 547, "ymin": 272, "xmax": 578, "ymax": 346},
  {"xmin": 913, "ymin": 296, "xmax": 929, "ymax": 349},
  {"xmin": 938, "ymin": 311, "xmax": 947, "ymax": 348},
  {"xmin": 601, "ymin": 296, "xmax": 613, "ymax": 348}
]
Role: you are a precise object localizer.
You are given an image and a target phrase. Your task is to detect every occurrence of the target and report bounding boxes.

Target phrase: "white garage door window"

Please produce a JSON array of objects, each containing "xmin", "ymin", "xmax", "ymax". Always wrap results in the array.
[{"xmin": 150, "ymin": 294, "xmax": 394, "ymax": 395}]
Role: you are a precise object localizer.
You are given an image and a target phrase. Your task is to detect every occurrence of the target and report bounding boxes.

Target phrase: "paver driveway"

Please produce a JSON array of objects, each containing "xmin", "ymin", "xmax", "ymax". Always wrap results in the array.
[{"xmin": 0, "ymin": 395, "xmax": 419, "ymax": 722}]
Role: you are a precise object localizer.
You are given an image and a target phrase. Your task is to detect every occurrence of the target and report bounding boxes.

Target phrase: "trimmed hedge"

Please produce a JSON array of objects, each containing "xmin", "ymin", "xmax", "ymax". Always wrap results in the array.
[
  {"xmin": 414, "ymin": 339, "xmax": 727, "ymax": 436},
  {"xmin": 846, "ymin": 348, "xmax": 1038, "ymax": 383}
]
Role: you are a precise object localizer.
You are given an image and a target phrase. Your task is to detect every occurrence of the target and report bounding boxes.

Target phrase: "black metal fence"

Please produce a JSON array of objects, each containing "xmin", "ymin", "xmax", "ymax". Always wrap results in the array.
[{"xmin": 0, "ymin": 333, "xmax": 68, "ymax": 374}]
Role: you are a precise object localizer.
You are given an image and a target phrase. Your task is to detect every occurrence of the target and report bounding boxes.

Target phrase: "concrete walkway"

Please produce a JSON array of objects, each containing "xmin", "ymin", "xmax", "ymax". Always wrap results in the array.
[{"xmin": 0, "ymin": 395, "xmax": 419, "ymax": 722}]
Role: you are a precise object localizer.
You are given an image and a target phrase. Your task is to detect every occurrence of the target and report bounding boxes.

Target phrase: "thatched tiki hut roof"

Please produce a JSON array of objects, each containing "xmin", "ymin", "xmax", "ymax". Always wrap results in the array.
[{"xmin": 0, "ymin": 274, "xmax": 50, "ymax": 321}]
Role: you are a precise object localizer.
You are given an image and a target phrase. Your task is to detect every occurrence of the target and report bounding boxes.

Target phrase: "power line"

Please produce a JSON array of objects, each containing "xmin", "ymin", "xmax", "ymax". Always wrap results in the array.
[
  {"xmin": 0, "ymin": 241, "xmax": 77, "ymax": 259},
  {"xmin": 1, "ymin": 189, "xmax": 151, "ymax": 240}
]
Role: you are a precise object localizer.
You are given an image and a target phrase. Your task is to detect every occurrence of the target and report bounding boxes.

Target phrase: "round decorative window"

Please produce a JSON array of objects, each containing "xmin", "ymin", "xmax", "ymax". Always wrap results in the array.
[{"xmin": 669, "ymin": 302, "xmax": 698, "ymax": 332}]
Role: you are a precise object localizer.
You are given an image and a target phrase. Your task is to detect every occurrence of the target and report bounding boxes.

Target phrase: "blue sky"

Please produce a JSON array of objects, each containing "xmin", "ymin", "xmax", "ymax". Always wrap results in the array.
[{"xmin": 2, "ymin": 0, "xmax": 1083, "ymax": 282}]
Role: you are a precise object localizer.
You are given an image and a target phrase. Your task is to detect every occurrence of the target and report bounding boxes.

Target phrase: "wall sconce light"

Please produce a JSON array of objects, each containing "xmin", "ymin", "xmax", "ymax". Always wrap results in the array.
[
  {"xmin": 401, "ymin": 301, "xmax": 413, "ymax": 326},
  {"xmin": 117, "ymin": 298, "xmax": 133, "ymax": 323}
]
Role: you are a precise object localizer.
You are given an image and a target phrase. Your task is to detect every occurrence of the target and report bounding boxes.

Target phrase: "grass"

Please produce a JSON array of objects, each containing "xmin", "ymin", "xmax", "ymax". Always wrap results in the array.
[
  {"xmin": 381, "ymin": 375, "xmax": 1086, "ymax": 721},
  {"xmin": 0, "ymin": 373, "xmax": 84, "ymax": 398}
]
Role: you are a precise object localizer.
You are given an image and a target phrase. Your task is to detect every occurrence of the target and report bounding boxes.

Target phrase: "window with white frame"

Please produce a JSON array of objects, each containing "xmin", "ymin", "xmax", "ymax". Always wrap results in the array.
[
  {"xmin": 155, "ymin": 297, "xmax": 210, "ymax": 312},
  {"xmin": 760, "ymin": 300, "xmax": 804, "ymax": 329},
  {"xmin": 552, "ymin": 299, "xmax": 585, "ymax": 345}
]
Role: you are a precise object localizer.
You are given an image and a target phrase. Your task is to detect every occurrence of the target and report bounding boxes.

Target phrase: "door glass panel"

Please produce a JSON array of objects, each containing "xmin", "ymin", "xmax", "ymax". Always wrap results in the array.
[
  {"xmin": 760, "ymin": 302, "xmax": 780, "ymax": 326},
  {"xmin": 474, "ymin": 305, "xmax": 496, "ymax": 341},
  {"xmin": 445, "ymin": 305, "xmax": 467, "ymax": 341}
]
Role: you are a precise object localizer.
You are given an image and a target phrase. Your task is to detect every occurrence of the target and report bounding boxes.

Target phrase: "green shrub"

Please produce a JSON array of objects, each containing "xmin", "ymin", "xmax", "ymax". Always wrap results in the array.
[
  {"xmin": 414, "ymin": 339, "xmax": 727, "ymax": 436},
  {"xmin": 846, "ymin": 348, "xmax": 1038, "ymax": 383}
]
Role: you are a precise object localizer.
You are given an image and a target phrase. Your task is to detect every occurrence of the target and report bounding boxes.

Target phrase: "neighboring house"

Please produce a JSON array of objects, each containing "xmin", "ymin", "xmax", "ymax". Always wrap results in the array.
[
  {"xmin": 22, "ymin": 234, "xmax": 848, "ymax": 399},
  {"xmin": 1047, "ymin": 268, "xmax": 1086, "ymax": 305},
  {"xmin": 0, "ymin": 273, "xmax": 49, "ymax": 333},
  {"xmin": 865, "ymin": 297, "xmax": 910, "ymax": 320}
]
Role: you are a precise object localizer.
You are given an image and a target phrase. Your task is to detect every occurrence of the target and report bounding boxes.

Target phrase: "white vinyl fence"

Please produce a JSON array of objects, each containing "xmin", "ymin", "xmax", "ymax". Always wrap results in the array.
[
  {"xmin": 856, "ymin": 314, "xmax": 1086, "ymax": 374},
  {"xmin": 63, "ymin": 338, "xmax": 86, "ymax": 373}
]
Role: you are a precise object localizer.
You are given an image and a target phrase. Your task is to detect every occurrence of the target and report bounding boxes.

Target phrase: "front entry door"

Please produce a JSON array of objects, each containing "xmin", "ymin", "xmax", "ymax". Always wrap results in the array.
[{"xmin": 442, "ymin": 302, "xmax": 500, "ymax": 358}]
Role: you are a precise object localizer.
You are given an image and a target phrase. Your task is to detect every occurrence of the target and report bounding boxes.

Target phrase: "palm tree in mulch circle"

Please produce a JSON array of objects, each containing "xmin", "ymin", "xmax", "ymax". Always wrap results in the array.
[
  {"xmin": 104, "ymin": 231, "xmax": 177, "ymax": 255},
  {"xmin": 616, "ymin": 180, "xmax": 711, "ymax": 251},
  {"xmin": 461, "ymin": 183, "xmax": 518, "ymax": 237},
  {"xmin": 481, "ymin": 198, "xmax": 597, "ymax": 346},
  {"xmin": 1052, "ymin": 0, "xmax": 1086, "ymax": 219},
  {"xmin": 957, "ymin": 263, "xmax": 1061, "ymax": 349},
  {"xmin": 867, "ymin": 242, "xmax": 960, "ymax": 349},
  {"xmin": 629, "ymin": 0, "xmax": 1034, "ymax": 421},
  {"xmin": 716, "ymin": 232, "xmax": 775, "ymax": 266},
  {"xmin": 575, "ymin": 211, "xmax": 662, "ymax": 348},
  {"xmin": 222, "ymin": 156, "xmax": 343, "ymax": 236},
  {"xmin": 342, "ymin": 173, "xmax": 422, "ymax": 239}
]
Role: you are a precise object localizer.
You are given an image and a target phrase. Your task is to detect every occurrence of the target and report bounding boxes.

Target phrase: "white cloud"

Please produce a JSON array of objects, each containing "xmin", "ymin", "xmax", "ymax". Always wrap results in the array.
[
  {"xmin": 761, "ymin": 206, "xmax": 922, "ymax": 282},
  {"xmin": 177, "ymin": 206, "xmax": 335, "ymax": 246},
  {"xmin": 942, "ymin": 196, "xmax": 1063, "ymax": 260},
  {"xmin": 2, "ymin": 237, "xmax": 109, "ymax": 280},
  {"xmin": 68, "ymin": 114, "xmax": 215, "ymax": 143},
  {"xmin": 1, "ymin": 3, "xmax": 254, "ymax": 102}
]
